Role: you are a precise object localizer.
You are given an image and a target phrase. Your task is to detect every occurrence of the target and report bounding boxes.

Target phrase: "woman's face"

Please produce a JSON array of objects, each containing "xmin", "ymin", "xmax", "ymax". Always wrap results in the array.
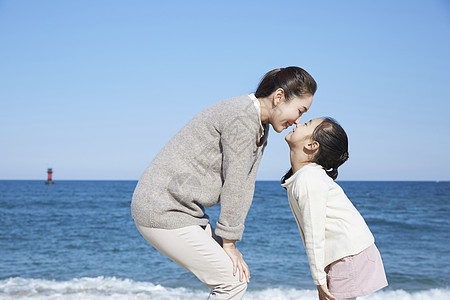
[
  {"xmin": 271, "ymin": 94, "xmax": 313, "ymax": 133},
  {"xmin": 285, "ymin": 118, "xmax": 324, "ymax": 147}
]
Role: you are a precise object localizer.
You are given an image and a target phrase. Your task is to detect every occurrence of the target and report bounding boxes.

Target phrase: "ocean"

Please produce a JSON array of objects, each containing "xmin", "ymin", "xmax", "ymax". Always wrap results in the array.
[{"xmin": 0, "ymin": 180, "xmax": 449, "ymax": 299}]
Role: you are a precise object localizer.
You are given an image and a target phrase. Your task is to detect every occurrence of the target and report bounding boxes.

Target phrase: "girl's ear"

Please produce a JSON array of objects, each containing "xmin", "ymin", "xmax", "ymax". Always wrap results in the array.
[
  {"xmin": 305, "ymin": 140, "xmax": 319, "ymax": 152},
  {"xmin": 272, "ymin": 88, "xmax": 285, "ymax": 107}
]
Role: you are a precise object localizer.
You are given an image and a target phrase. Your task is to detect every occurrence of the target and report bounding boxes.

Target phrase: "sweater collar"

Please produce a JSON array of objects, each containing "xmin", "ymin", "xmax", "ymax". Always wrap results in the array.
[{"xmin": 248, "ymin": 93, "xmax": 266, "ymax": 140}]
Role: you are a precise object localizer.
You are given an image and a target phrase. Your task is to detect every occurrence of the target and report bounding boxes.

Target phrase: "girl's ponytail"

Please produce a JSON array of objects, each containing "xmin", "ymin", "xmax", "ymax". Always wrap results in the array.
[{"xmin": 326, "ymin": 168, "xmax": 339, "ymax": 181}]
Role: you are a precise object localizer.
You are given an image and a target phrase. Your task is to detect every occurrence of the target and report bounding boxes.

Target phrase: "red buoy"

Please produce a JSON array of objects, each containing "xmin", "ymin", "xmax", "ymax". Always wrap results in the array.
[{"xmin": 45, "ymin": 168, "xmax": 54, "ymax": 185}]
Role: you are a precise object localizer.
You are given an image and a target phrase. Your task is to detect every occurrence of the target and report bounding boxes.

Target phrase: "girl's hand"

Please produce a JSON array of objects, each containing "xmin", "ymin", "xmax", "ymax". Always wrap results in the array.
[
  {"xmin": 222, "ymin": 238, "xmax": 250, "ymax": 283},
  {"xmin": 317, "ymin": 284, "xmax": 336, "ymax": 300}
]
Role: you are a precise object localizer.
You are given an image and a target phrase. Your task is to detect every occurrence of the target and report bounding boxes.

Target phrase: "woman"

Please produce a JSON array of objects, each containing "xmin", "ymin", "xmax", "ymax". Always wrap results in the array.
[{"xmin": 131, "ymin": 66, "xmax": 317, "ymax": 299}]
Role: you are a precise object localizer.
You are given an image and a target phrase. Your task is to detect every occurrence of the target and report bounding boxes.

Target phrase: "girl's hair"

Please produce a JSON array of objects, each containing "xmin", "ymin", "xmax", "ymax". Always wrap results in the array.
[
  {"xmin": 281, "ymin": 117, "xmax": 349, "ymax": 185},
  {"xmin": 255, "ymin": 67, "xmax": 317, "ymax": 100}
]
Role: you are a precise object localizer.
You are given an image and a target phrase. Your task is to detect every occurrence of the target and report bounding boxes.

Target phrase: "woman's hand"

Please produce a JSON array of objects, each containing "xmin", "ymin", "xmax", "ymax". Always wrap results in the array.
[
  {"xmin": 317, "ymin": 284, "xmax": 336, "ymax": 300},
  {"xmin": 222, "ymin": 238, "xmax": 250, "ymax": 283}
]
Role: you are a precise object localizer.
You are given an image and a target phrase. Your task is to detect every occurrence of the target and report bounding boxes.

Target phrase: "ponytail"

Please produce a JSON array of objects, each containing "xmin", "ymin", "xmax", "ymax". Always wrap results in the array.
[
  {"xmin": 256, "ymin": 67, "xmax": 317, "ymax": 100},
  {"xmin": 325, "ymin": 168, "xmax": 338, "ymax": 181}
]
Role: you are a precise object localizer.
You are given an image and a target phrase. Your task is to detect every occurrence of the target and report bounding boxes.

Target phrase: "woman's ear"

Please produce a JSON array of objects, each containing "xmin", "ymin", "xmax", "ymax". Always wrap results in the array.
[{"xmin": 272, "ymin": 88, "xmax": 285, "ymax": 107}]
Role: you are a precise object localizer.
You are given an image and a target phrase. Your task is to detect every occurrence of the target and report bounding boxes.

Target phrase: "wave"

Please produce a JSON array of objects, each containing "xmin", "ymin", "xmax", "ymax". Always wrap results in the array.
[{"xmin": 0, "ymin": 277, "xmax": 448, "ymax": 300}]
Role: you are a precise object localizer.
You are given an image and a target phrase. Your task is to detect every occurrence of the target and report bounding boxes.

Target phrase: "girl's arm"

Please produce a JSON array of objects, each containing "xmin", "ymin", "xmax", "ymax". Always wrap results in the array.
[
  {"xmin": 317, "ymin": 284, "xmax": 337, "ymax": 300},
  {"xmin": 294, "ymin": 173, "xmax": 329, "ymax": 286}
]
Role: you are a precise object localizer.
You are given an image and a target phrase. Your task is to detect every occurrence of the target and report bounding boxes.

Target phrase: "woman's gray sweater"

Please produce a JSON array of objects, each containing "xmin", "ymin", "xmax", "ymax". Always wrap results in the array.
[{"xmin": 131, "ymin": 94, "xmax": 268, "ymax": 241}]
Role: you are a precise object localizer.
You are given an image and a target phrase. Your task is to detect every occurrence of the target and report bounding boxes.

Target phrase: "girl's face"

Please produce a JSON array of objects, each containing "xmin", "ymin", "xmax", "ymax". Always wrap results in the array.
[
  {"xmin": 285, "ymin": 118, "xmax": 324, "ymax": 147},
  {"xmin": 270, "ymin": 95, "xmax": 313, "ymax": 133}
]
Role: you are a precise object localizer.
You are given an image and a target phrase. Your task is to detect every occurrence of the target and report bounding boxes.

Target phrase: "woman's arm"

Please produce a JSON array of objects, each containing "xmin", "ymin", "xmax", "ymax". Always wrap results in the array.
[
  {"xmin": 222, "ymin": 238, "xmax": 250, "ymax": 283},
  {"xmin": 214, "ymin": 112, "xmax": 260, "ymax": 282},
  {"xmin": 215, "ymin": 114, "xmax": 258, "ymax": 241}
]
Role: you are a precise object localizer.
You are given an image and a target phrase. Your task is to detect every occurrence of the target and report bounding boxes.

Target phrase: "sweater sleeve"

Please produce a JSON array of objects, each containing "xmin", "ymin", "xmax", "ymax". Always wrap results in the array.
[
  {"xmin": 239, "ymin": 142, "xmax": 265, "ymax": 226},
  {"xmin": 294, "ymin": 173, "xmax": 329, "ymax": 286},
  {"xmin": 215, "ymin": 115, "xmax": 258, "ymax": 241}
]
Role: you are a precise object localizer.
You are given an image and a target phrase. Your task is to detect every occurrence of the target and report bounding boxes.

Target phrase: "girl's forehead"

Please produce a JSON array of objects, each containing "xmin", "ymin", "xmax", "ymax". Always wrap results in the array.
[{"xmin": 307, "ymin": 118, "xmax": 324, "ymax": 124}]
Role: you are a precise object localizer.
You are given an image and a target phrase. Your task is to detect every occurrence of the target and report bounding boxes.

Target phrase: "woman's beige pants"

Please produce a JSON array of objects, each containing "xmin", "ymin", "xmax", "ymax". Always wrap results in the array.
[{"xmin": 136, "ymin": 223, "xmax": 247, "ymax": 299}]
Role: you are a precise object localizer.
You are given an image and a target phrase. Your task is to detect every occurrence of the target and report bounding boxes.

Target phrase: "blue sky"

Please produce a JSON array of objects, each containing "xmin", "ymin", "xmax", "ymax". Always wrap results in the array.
[{"xmin": 1, "ymin": 0, "xmax": 449, "ymax": 181}]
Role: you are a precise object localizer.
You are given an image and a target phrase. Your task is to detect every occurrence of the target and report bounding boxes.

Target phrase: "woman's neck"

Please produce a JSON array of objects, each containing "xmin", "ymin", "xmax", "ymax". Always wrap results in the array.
[
  {"xmin": 257, "ymin": 97, "xmax": 272, "ymax": 124},
  {"xmin": 290, "ymin": 148, "xmax": 313, "ymax": 173}
]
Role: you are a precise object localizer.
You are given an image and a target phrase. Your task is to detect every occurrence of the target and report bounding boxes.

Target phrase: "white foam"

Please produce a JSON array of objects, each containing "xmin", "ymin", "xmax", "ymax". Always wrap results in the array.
[
  {"xmin": 0, "ymin": 277, "xmax": 448, "ymax": 300},
  {"xmin": 0, "ymin": 277, "xmax": 207, "ymax": 300}
]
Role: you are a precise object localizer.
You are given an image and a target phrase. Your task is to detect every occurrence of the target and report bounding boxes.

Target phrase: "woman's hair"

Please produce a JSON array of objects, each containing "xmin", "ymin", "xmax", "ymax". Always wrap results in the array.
[
  {"xmin": 255, "ymin": 67, "xmax": 317, "ymax": 100},
  {"xmin": 281, "ymin": 117, "xmax": 349, "ymax": 186}
]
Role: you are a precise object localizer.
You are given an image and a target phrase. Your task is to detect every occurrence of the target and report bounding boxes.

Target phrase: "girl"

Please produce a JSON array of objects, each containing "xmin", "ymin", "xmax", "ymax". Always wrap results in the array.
[
  {"xmin": 132, "ymin": 67, "xmax": 317, "ymax": 299},
  {"xmin": 281, "ymin": 118, "xmax": 388, "ymax": 300}
]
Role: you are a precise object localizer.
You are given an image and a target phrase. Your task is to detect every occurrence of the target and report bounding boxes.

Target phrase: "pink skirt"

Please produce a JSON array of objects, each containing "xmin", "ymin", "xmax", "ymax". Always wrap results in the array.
[{"xmin": 325, "ymin": 244, "xmax": 388, "ymax": 298}]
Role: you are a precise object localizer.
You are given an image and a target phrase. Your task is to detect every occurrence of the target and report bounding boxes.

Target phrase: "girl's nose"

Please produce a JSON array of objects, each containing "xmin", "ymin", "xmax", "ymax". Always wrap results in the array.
[{"xmin": 294, "ymin": 117, "xmax": 301, "ymax": 125}]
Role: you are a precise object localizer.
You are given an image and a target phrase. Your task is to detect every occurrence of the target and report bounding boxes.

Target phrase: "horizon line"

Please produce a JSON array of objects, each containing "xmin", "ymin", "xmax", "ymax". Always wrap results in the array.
[{"xmin": 0, "ymin": 179, "xmax": 448, "ymax": 183}]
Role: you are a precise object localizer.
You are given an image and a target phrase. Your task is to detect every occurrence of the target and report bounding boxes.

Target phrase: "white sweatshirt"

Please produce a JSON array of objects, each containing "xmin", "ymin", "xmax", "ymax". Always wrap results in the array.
[{"xmin": 281, "ymin": 163, "xmax": 374, "ymax": 286}]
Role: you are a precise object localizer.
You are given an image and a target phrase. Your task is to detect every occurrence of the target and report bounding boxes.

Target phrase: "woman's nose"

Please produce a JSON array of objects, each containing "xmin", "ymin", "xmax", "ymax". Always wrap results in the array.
[{"xmin": 294, "ymin": 117, "xmax": 301, "ymax": 125}]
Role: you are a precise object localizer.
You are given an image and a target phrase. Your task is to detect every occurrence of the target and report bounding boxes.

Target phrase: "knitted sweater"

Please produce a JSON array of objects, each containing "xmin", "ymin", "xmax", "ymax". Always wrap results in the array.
[
  {"xmin": 281, "ymin": 163, "xmax": 374, "ymax": 285},
  {"xmin": 131, "ymin": 94, "xmax": 268, "ymax": 241}
]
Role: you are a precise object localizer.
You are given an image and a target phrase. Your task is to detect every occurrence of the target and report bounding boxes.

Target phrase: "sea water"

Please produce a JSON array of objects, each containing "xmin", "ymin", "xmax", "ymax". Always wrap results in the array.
[{"xmin": 1, "ymin": 180, "xmax": 449, "ymax": 299}]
